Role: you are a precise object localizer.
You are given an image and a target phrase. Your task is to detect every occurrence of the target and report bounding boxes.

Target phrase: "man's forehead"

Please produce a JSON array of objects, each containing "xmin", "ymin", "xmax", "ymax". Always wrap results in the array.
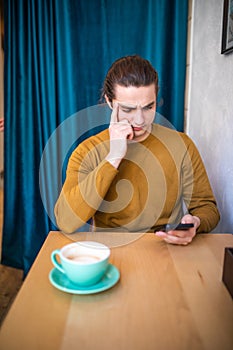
[{"xmin": 114, "ymin": 84, "xmax": 156, "ymax": 106}]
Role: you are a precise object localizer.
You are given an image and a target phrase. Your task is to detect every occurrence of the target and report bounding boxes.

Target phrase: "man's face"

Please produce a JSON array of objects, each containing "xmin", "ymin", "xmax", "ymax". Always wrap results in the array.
[{"xmin": 112, "ymin": 84, "xmax": 156, "ymax": 141}]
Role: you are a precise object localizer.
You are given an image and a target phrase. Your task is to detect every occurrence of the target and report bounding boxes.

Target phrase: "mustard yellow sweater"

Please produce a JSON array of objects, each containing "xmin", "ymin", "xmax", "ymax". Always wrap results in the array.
[{"xmin": 54, "ymin": 124, "xmax": 220, "ymax": 233}]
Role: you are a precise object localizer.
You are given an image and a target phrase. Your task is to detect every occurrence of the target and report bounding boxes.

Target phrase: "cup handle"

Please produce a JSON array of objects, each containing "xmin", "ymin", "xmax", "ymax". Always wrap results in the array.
[{"xmin": 51, "ymin": 250, "xmax": 65, "ymax": 274}]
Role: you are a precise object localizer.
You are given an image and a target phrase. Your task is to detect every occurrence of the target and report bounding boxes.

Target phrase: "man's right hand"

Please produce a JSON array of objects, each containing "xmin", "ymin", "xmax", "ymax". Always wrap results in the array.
[{"xmin": 105, "ymin": 103, "xmax": 134, "ymax": 168}]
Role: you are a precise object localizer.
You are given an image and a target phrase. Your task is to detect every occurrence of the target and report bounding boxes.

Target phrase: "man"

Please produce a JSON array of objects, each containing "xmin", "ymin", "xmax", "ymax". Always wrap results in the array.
[{"xmin": 55, "ymin": 55, "xmax": 220, "ymax": 245}]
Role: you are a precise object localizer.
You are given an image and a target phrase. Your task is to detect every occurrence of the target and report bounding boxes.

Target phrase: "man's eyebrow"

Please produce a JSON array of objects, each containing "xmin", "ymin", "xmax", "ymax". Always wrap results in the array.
[
  {"xmin": 118, "ymin": 101, "xmax": 155, "ymax": 110},
  {"xmin": 118, "ymin": 103, "xmax": 137, "ymax": 110},
  {"xmin": 142, "ymin": 101, "xmax": 155, "ymax": 109}
]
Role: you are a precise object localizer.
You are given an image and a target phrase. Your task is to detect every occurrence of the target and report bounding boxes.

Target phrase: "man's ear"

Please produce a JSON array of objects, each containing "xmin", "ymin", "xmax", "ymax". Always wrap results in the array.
[{"xmin": 105, "ymin": 94, "xmax": 113, "ymax": 109}]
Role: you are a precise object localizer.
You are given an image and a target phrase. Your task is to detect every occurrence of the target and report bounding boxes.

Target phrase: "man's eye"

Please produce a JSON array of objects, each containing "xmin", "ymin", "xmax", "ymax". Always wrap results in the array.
[
  {"xmin": 143, "ymin": 105, "xmax": 153, "ymax": 111},
  {"xmin": 121, "ymin": 108, "xmax": 132, "ymax": 113}
]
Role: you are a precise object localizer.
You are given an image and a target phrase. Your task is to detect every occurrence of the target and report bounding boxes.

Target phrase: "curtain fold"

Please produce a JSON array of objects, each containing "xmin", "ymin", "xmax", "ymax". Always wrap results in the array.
[{"xmin": 2, "ymin": 0, "xmax": 188, "ymax": 274}]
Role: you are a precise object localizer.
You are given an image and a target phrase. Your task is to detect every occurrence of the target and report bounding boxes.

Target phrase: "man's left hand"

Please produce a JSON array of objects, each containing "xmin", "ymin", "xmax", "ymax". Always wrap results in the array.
[{"xmin": 155, "ymin": 214, "xmax": 200, "ymax": 245}]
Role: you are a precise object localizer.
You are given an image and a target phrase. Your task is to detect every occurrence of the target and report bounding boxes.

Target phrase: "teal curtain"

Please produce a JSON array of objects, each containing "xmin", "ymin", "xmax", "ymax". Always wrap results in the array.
[{"xmin": 2, "ymin": 0, "xmax": 188, "ymax": 274}]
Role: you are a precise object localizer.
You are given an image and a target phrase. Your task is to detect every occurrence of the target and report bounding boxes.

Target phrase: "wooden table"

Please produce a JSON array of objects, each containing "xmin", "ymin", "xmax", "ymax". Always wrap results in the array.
[{"xmin": 0, "ymin": 232, "xmax": 232, "ymax": 350}]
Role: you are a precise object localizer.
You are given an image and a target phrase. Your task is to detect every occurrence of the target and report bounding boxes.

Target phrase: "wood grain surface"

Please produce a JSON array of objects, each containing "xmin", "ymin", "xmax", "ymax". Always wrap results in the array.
[{"xmin": 0, "ymin": 231, "xmax": 232, "ymax": 350}]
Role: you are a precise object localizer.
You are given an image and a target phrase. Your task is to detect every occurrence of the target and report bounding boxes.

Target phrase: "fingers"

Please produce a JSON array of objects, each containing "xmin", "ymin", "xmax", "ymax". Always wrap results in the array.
[
  {"xmin": 109, "ymin": 121, "xmax": 134, "ymax": 140},
  {"xmin": 181, "ymin": 214, "xmax": 200, "ymax": 229},
  {"xmin": 155, "ymin": 228, "xmax": 196, "ymax": 246},
  {"xmin": 109, "ymin": 102, "xmax": 134, "ymax": 140},
  {"xmin": 155, "ymin": 214, "xmax": 198, "ymax": 246},
  {"xmin": 165, "ymin": 231, "xmax": 194, "ymax": 245},
  {"xmin": 110, "ymin": 102, "xmax": 119, "ymax": 124},
  {"xmin": 127, "ymin": 128, "xmax": 134, "ymax": 140}
]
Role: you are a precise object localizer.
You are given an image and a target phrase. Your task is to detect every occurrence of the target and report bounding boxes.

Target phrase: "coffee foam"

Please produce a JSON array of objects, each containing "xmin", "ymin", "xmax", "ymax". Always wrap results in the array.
[{"xmin": 66, "ymin": 254, "xmax": 101, "ymax": 263}]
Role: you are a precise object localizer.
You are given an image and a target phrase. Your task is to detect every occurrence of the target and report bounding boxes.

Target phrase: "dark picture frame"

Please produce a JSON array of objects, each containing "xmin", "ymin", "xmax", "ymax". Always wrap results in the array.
[{"xmin": 221, "ymin": 0, "xmax": 233, "ymax": 54}]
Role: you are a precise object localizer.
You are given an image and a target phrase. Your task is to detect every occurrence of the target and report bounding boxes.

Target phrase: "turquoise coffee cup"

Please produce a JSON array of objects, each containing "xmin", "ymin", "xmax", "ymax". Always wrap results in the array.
[{"xmin": 51, "ymin": 241, "xmax": 110, "ymax": 286}]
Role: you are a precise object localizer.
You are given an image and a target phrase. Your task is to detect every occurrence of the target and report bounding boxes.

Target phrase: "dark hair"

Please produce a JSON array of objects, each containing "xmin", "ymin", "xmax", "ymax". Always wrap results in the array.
[{"xmin": 102, "ymin": 55, "xmax": 159, "ymax": 102}]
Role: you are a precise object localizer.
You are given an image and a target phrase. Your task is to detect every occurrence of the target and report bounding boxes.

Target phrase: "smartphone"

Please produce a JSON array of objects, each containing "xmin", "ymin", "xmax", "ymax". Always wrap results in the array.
[
  {"xmin": 172, "ymin": 223, "xmax": 194, "ymax": 230},
  {"xmin": 165, "ymin": 223, "xmax": 194, "ymax": 231}
]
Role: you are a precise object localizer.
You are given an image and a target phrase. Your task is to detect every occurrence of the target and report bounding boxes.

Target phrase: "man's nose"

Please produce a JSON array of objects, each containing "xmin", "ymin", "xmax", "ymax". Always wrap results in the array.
[{"xmin": 134, "ymin": 108, "xmax": 144, "ymax": 124}]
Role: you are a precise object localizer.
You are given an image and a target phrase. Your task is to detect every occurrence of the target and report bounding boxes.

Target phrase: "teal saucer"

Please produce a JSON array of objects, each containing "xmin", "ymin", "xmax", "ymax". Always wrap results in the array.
[{"xmin": 49, "ymin": 264, "xmax": 120, "ymax": 295}]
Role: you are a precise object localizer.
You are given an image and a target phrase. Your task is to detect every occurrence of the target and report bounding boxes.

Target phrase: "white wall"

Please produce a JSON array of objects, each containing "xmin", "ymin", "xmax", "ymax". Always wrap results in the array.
[{"xmin": 187, "ymin": 0, "xmax": 233, "ymax": 233}]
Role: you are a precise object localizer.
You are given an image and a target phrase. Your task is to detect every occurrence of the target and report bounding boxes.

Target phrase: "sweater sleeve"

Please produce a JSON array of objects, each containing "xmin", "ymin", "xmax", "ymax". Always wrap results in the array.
[
  {"xmin": 54, "ymin": 142, "xmax": 118, "ymax": 233},
  {"xmin": 181, "ymin": 135, "xmax": 220, "ymax": 233}
]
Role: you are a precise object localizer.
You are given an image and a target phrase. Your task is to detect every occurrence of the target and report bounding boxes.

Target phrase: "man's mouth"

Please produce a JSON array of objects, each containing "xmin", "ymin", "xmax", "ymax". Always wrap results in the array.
[{"xmin": 132, "ymin": 126, "xmax": 143, "ymax": 131}]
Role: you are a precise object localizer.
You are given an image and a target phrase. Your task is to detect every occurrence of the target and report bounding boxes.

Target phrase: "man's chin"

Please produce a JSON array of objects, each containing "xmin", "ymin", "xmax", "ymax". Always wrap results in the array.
[{"xmin": 132, "ymin": 130, "xmax": 149, "ymax": 142}]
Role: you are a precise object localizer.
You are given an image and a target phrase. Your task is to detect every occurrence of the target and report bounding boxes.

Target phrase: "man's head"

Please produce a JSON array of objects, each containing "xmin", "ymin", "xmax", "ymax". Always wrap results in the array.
[{"xmin": 102, "ymin": 55, "xmax": 159, "ymax": 104}]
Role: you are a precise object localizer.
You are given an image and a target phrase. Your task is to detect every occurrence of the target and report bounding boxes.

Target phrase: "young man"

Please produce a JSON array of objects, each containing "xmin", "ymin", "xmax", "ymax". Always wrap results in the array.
[{"xmin": 54, "ymin": 55, "xmax": 220, "ymax": 245}]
